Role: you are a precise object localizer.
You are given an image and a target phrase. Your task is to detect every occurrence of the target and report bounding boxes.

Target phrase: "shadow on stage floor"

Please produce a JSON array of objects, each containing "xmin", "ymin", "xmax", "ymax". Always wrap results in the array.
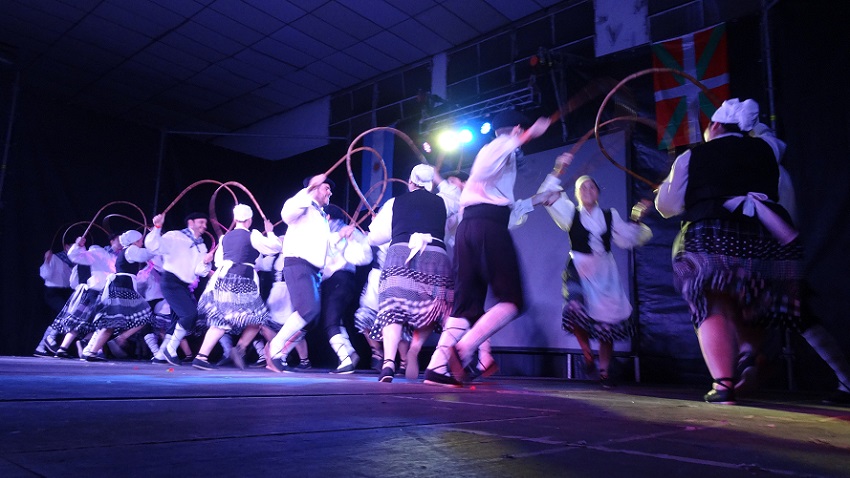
[{"xmin": 1, "ymin": 356, "xmax": 849, "ymax": 478}]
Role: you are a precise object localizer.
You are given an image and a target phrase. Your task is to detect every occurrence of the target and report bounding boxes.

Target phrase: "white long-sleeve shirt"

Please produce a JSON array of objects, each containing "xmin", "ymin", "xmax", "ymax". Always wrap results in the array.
[
  {"xmin": 67, "ymin": 244, "xmax": 117, "ymax": 291},
  {"xmin": 39, "ymin": 253, "xmax": 72, "ymax": 288},
  {"xmin": 280, "ymin": 188, "xmax": 331, "ymax": 269},
  {"xmin": 123, "ymin": 244, "xmax": 156, "ymax": 266},
  {"xmin": 461, "ymin": 134, "xmax": 522, "ymax": 208},
  {"xmin": 144, "ymin": 228, "xmax": 211, "ymax": 284}
]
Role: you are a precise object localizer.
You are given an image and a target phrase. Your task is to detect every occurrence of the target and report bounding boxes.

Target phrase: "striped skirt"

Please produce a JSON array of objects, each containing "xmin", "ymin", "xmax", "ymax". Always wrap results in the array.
[
  {"xmin": 51, "ymin": 286, "xmax": 100, "ymax": 336},
  {"xmin": 370, "ymin": 244, "xmax": 453, "ymax": 341},
  {"xmin": 93, "ymin": 275, "xmax": 153, "ymax": 332},
  {"xmin": 198, "ymin": 272, "xmax": 269, "ymax": 332},
  {"xmin": 672, "ymin": 218, "xmax": 806, "ymax": 331}
]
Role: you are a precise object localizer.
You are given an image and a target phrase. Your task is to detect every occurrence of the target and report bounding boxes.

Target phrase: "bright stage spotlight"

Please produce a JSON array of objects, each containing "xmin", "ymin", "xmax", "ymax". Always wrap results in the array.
[
  {"xmin": 480, "ymin": 122, "xmax": 492, "ymax": 134},
  {"xmin": 437, "ymin": 130, "xmax": 460, "ymax": 152},
  {"xmin": 458, "ymin": 128, "xmax": 474, "ymax": 144}
]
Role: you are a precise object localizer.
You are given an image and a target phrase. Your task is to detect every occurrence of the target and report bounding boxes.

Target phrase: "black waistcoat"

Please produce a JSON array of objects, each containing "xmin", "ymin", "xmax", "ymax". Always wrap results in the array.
[
  {"xmin": 569, "ymin": 207, "xmax": 612, "ymax": 254},
  {"xmin": 390, "ymin": 189, "xmax": 447, "ymax": 245}
]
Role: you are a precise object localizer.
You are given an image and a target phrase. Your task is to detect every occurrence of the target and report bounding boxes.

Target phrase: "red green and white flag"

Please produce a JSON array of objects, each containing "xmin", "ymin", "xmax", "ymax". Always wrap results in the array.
[{"xmin": 652, "ymin": 24, "xmax": 730, "ymax": 149}]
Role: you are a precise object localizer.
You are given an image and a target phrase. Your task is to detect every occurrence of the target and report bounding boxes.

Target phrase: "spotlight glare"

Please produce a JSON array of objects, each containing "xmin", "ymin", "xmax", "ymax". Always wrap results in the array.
[
  {"xmin": 480, "ymin": 122, "xmax": 491, "ymax": 134},
  {"xmin": 437, "ymin": 131, "xmax": 460, "ymax": 152},
  {"xmin": 458, "ymin": 128, "xmax": 473, "ymax": 144},
  {"xmin": 422, "ymin": 141, "xmax": 432, "ymax": 153}
]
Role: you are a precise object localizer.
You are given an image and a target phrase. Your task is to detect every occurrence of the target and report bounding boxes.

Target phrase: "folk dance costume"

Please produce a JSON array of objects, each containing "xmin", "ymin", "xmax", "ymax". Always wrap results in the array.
[
  {"xmin": 198, "ymin": 226, "xmax": 279, "ymax": 332},
  {"xmin": 51, "ymin": 240, "xmax": 119, "ymax": 358},
  {"xmin": 262, "ymin": 238, "xmax": 311, "ymax": 371},
  {"xmin": 145, "ymin": 216, "xmax": 212, "ymax": 366},
  {"xmin": 319, "ymin": 218, "xmax": 372, "ymax": 373},
  {"xmin": 537, "ymin": 174, "xmax": 651, "ymax": 385},
  {"xmin": 656, "ymin": 130, "xmax": 803, "ymax": 331},
  {"xmin": 192, "ymin": 205, "xmax": 281, "ymax": 370},
  {"xmin": 425, "ymin": 111, "xmax": 551, "ymax": 386},
  {"xmin": 34, "ymin": 248, "xmax": 74, "ymax": 356},
  {"xmin": 92, "ymin": 231, "xmax": 155, "ymax": 336},
  {"xmin": 268, "ymin": 177, "xmax": 334, "ymax": 371},
  {"xmin": 539, "ymin": 175, "xmax": 652, "ymax": 344},
  {"xmin": 137, "ymin": 256, "xmax": 171, "ymax": 335},
  {"xmin": 367, "ymin": 165, "xmax": 454, "ymax": 382},
  {"xmin": 656, "ymin": 98, "xmax": 804, "ymax": 403}
]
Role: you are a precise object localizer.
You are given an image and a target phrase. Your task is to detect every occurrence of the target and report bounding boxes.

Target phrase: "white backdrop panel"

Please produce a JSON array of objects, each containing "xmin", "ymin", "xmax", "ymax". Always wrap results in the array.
[{"xmin": 491, "ymin": 130, "xmax": 634, "ymax": 352}]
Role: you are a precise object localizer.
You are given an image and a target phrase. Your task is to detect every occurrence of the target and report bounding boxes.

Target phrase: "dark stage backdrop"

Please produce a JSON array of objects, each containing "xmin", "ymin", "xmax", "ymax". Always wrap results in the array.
[{"xmin": 0, "ymin": 3, "xmax": 847, "ymax": 390}]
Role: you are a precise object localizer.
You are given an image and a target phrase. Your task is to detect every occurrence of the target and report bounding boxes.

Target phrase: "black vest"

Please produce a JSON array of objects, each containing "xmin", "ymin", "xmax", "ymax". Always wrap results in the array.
[
  {"xmin": 684, "ymin": 135, "xmax": 782, "ymax": 222},
  {"xmin": 569, "ymin": 207, "xmax": 612, "ymax": 254},
  {"xmin": 115, "ymin": 249, "xmax": 141, "ymax": 275},
  {"xmin": 222, "ymin": 229, "xmax": 259, "ymax": 264},
  {"xmin": 76, "ymin": 264, "xmax": 92, "ymax": 284},
  {"xmin": 390, "ymin": 189, "xmax": 447, "ymax": 245}
]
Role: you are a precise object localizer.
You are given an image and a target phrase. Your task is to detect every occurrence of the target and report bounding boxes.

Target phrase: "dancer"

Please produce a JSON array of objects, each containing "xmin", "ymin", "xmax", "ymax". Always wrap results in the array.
[
  {"xmin": 34, "ymin": 239, "xmax": 74, "ymax": 357},
  {"xmin": 84, "ymin": 230, "xmax": 155, "ymax": 361},
  {"xmin": 655, "ymin": 98, "xmax": 803, "ymax": 404},
  {"xmin": 52, "ymin": 233, "xmax": 122, "ymax": 358},
  {"xmin": 538, "ymin": 152, "xmax": 652, "ymax": 386},
  {"xmin": 322, "ymin": 212, "xmax": 372, "ymax": 374},
  {"xmin": 268, "ymin": 174, "xmax": 353, "ymax": 370},
  {"xmin": 145, "ymin": 212, "xmax": 213, "ymax": 366},
  {"xmin": 367, "ymin": 164, "xmax": 453, "ymax": 382},
  {"xmin": 734, "ymin": 111, "xmax": 850, "ymax": 405},
  {"xmin": 432, "ymin": 109, "xmax": 551, "ymax": 385},
  {"xmin": 428, "ymin": 169, "xmax": 498, "ymax": 381},
  {"xmin": 192, "ymin": 204, "xmax": 280, "ymax": 370},
  {"xmin": 262, "ymin": 236, "xmax": 311, "ymax": 372}
]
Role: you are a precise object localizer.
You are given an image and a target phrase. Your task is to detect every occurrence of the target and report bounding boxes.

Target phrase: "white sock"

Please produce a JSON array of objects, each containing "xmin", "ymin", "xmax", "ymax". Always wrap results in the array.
[
  {"xmin": 84, "ymin": 330, "xmax": 102, "ymax": 356},
  {"xmin": 143, "ymin": 333, "xmax": 160, "ymax": 355},
  {"xmin": 252, "ymin": 338, "xmax": 265, "ymax": 359},
  {"xmin": 165, "ymin": 325, "xmax": 187, "ymax": 356},
  {"xmin": 329, "ymin": 333, "xmax": 355, "ymax": 366}
]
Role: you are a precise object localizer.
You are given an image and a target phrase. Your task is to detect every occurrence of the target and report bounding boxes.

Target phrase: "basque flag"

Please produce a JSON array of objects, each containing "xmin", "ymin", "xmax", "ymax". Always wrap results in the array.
[{"xmin": 652, "ymin": 24, "xmax": 730, "ymax": 149}]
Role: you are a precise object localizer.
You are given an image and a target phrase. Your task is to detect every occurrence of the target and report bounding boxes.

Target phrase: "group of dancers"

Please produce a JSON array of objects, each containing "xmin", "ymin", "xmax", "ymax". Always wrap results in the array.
[{"xmin": 34, "ymin": 104, "xmax": 850, "ymax": 405}]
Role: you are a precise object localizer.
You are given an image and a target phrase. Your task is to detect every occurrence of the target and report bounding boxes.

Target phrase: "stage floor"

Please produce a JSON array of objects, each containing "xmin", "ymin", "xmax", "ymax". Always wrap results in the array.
[{"xmin": 1, "ymin": 356, "xmax": 848, "ymax": 478}]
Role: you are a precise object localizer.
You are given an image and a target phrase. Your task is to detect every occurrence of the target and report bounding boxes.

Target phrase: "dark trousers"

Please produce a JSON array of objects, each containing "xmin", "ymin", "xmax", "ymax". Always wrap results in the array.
[
  {"xmin": 160, "ymin": 271, "xmax": 199, "ymax": 331},
  {"xmin": 320, "ymin": 270, "xmax": 358, "ymax": 338}
]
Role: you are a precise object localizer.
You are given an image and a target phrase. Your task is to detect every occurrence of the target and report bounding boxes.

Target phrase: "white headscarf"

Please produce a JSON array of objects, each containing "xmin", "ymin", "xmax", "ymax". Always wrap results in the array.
[
  {"xmin": 711, "ymin": 98, "xmax": 759, "ymax": 132},
  {"xmin": 119, "ymin": 230, "xmax": 142, "ymax": 247},
  {"xmin": 233, "ymin": 203, "xmax": 253, "ymax": 222},
  {"xmin": 409, "ymin": 164, "xmax": 434, "ymax": 191}
]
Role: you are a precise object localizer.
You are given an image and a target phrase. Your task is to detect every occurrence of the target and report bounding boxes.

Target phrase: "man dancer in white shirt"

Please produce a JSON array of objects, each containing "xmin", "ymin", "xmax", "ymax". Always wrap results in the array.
[
  {"xmin": 438, "ymin": 109, "xmax": 551, "ymax": 385},
  {"xmin": 145, "ymin": 212, "xmax": 212, "ymax": 366},
  {"xmin": 34, "ymin": 240, "xmax": 74, "ymax": 356},
  {"xmin": 268, "ymin": 174, "xmax": 353, "ymax": 370}
]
